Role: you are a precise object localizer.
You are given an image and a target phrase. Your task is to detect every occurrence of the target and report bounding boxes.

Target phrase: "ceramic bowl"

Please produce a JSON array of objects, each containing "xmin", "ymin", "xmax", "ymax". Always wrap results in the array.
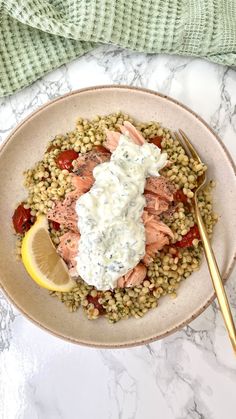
[{"xmin": 0, "ymin": 86, "xmax": 236, "ymax": 347}]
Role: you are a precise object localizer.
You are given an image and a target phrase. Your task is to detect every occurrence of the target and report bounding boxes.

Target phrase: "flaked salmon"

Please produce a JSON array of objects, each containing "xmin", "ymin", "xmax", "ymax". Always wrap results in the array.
[
  {"xmin": 144, "ymin": 176, "xmax": 174, "ymax": 216},
  {"xmin": 73, "ymin": 150, "xmax": 110, "ymax": 176},
  {"xmin": 142, "ymin": 238, "xmax": 170, "ymax": 266},
  {"xmin": 104, "ymin": 130, "xmax": 121, "ymax": 152},
  {"xmin": 49, "ymin": 122, "xmax": 174, "ymax": 289},
  {"xmin": 144, "ymin": 192, "xmax": 170, "ymax": 215},
  {"xmin": 117, "ymin": 263, "xmax": 147, "ymax": 288},
  {"xmin": 145, "ymin": 176, "xmax": 175, "ymax": 201},
  {"xmin": 57, "ymin": 231, "xmax": 80, "ymax": 275},
  {"xmin": 48, "ymin": 194, "xmax": 78, "ymax": 231},
  {"xmin": 142, "ymin": 211, "xmax": 174, "ymax": 244},
  {"xmin": 104, "ymin": 121, "xmax": 145, "ymax": 152},
  {"xmin": 48, "ymin": 152, "xmax": 110, "ymax": 231},
  {"xmin": 71, "ymin": 173, "xmax": 94, "ymax": 196},
  {"xmin": 141, "ymin": 211, "xmax": 173, "ymax": 266},
  {"xmin": 120, "ymin": 121, "xmax": 146, "ymax": 146}
]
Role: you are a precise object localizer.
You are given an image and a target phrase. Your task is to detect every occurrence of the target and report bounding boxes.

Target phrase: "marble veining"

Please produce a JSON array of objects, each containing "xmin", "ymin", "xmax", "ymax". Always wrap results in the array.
[{"xmin": 0, "ymin": 46, "xmax": 236, "ymax": 419}]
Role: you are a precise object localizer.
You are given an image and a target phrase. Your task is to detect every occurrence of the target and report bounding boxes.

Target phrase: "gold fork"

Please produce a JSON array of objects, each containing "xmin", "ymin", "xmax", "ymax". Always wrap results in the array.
[{"xmin": 174, "ymin": 129, "xmax": 236, "ymax": 355}]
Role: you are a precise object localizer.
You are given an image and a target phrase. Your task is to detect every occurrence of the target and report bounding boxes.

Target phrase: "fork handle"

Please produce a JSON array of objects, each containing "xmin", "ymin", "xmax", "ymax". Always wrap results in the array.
[{"xmin": 194, "ymin": 198, "xmax": 236, "ymax": 355}]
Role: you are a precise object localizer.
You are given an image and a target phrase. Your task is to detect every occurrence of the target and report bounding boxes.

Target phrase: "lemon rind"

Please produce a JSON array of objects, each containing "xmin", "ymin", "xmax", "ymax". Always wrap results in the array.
[{"xmin": 21, "ymin": 216, "xmax": 76, "ymax": 292}]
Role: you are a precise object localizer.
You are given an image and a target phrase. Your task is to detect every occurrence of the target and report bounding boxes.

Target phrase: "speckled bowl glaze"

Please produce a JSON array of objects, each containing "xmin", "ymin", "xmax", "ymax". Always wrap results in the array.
[{"xmin": 0, "ymin": 86, "xmax": 236, "ymax": 348}]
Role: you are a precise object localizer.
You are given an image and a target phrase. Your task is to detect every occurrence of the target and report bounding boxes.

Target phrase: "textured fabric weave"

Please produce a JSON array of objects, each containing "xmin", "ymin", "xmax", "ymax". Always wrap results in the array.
[{"xmin": 0, "ymin": 0, "xmax": 236, "ymax": 97}]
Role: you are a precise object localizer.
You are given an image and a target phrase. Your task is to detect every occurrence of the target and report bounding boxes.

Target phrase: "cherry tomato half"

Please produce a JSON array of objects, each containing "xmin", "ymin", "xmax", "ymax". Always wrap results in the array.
[
  {"xmin": 50, "ymin": 221, "xmax": 60, "ymax": 231},
  {"xmin": 87, "ymin": 294, "xmax": 105, "ymax": 314},
  {"xmin": 149, "ymin": 136, "xmax": 163, "ymax": 148},
  {"xmin": 12, "ymin": 204, "xmax": 32, "ymax": 234},
  {"xmin": 173, "ymin": 189, "xmax": 188, "ymax": 204},
  {"xmin": 174, "ymin": 225, "xmax": 200, "ymax": 248},
  {"xmin": 56, "ymin": 150, "xmax": 79, "ymax": 171}
]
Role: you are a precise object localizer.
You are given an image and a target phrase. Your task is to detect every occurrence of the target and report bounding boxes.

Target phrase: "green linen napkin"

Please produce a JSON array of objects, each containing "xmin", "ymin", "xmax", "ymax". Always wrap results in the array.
[{"xmin": 1, "ymin": 0, "xmax": 236, "ymax": 97}]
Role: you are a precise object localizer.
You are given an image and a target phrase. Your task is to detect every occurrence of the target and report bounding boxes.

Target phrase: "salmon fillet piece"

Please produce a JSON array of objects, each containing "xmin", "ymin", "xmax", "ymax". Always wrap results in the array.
[
  {"xmin": 47, "ymin": 151, "xmax": 109, "ymax": 231},
  {"xmin": 145, "ymin": 176, "xmax": 175, "ymax": 201},
  {"xmin": 71, "ymin": 173, "xmax": 94, "ymax": 196},
  {"xmin": 49, "ymin": 126, "xmax": 174, "ymax": 286},
  {"xmin": 144, "ymin": 192, "xmax": 170, "ymax": 215},
  {"xmin": 142, "ymin": 211, "xmax": 174, "ymax": 244},
  {"xmin": 73, "ymin": 151, "xmax": 110, "ymax": 176},
  {"xmin": 47, "ymin": 194, "xmax": 78, "ymax": 231},
  {"xmin": 117, "ymin": 263, "xmax": 147, "ymax": 288},
  {"xmin": 141, "ymin": 211, "xmax": 173, "ymax": 266},
  {"xmin": 57, "ymin": 231, "xmax": 80, "ymax": 276},
  {"xmin": 104, "ymin": 130, "xmax": 121, "ymax": 152},
  {"xmin": 47, "ymin": 177, "xmax": 88, "ymax": 232},
  {"xmin": 104, "ymin": 121, "xmax": 145, "ymax": 152},
  {"xmin": 120, "ymin": 121, "xmax": 146, "ymax": 146},
  {"xmin": 142, "ymin": 238, "xmax": 170, "ymax": 266},
  {"xmin": 144, "ymin": 176, "xmax": 175, "ymax": 216}
]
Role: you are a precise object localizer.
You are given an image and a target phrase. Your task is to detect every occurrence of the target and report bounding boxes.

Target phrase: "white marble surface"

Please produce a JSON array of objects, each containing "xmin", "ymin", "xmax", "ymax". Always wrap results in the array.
[{"xmin": 0, "ymin": 46, "xmax": 236, "ymax": 419}]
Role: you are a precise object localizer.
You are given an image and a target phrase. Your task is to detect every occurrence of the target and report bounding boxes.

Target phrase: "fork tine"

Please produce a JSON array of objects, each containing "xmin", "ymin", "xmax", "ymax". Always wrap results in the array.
[
  {"xmin": 179, "ymin": 129, "xmax": 202, "ymax": 164},
  {"xmin": 173, "ymin": 131, "xmax": 192, "ymax": 158}
]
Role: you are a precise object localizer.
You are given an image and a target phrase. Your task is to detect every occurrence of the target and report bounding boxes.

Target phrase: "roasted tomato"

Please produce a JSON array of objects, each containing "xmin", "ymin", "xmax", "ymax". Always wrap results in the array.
[
  {"xmin": 173, "ymin": 189, "xmax": 188, "ymax": 204},
  {"xmin": 50, "ymin": 221, "xmax": 61, "ymax": 231},
  {"xmin": 87, "ymin": 294, "xmax": 105, "ymax": 314},
  {"xmin": 12, "ymin": 204, "xmax": 33, "ymax": 234},
  {"xmin": 149, "ymin": 136, "xmax": 163, "ymax": 148},
  {"xmin": 56, "ymin": 150, "xmax": 79, "ymax": 171},
  {"xmin": 174, "ymin": 225, "xmax": 200, "ymax": 248}
]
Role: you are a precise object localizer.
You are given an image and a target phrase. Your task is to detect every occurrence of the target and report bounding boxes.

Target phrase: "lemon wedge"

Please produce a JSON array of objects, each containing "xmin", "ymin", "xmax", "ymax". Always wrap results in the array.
[{"xmin": 21, "ymin": 215, "xmax": 76, "ymax": 292}]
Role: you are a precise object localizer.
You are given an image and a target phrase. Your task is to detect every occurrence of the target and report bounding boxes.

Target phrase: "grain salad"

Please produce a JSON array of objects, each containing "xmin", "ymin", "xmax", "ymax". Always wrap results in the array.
[{"xmin": 13, "ymin": 112, "xmax": 217, "ymax": 323}]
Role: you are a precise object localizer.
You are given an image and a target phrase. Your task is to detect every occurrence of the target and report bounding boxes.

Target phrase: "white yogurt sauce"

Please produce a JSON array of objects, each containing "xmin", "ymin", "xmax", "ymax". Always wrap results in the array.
[{"xmin": 75, "ymin": 135, "xmax": 167, "ymax": 290}]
